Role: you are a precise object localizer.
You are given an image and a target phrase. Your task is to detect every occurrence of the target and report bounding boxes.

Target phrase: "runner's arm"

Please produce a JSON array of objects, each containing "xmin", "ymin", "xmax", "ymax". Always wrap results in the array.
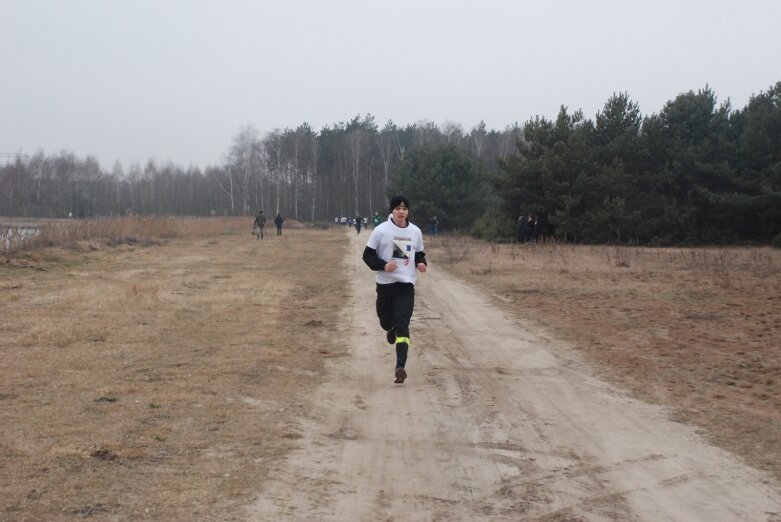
[{"xmin": 362, "ymin": 246, "xmax": 387, "ymax": 271}]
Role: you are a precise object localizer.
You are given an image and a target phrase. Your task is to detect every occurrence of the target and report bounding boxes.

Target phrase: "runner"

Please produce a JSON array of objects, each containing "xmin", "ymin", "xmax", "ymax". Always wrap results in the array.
[{"xmin": 362, "ymin": 195, "xmax": 427, "ymax": 383}]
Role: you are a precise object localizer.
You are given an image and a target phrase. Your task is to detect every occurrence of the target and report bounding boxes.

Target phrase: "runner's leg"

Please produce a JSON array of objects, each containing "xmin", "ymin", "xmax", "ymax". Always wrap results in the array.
[
  {"xmin": 392, "ymin": 283, "xmax": 415, "ymax": 369},
  {"xmin": 376, "ymin": 283, "xmax": 395, "ymax": 333}
]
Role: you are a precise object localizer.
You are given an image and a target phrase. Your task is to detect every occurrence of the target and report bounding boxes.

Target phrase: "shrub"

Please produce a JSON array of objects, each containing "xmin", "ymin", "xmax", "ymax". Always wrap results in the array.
[{"xmin": 471, "ymin": 213, "xmax": 514, "ymax": 241}]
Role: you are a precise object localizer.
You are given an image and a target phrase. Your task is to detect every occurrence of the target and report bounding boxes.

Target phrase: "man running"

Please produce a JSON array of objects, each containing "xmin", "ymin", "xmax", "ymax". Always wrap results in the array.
[{"xmin": 362, "ymin": 196, "xmax": 427, "ymax": 384}]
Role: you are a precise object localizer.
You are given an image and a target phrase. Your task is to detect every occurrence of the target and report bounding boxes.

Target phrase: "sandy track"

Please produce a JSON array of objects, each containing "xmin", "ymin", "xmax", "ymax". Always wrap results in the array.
[{"xmin": 248, "ymin": 232, "xmax": 781, "ymax": 521}]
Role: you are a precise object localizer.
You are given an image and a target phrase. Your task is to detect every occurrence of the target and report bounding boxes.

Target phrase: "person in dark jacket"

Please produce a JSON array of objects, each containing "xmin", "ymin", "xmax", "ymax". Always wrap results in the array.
[
  {"xmin": 516, "ymin": 213, "xmax": 528, "ymax": 243},
  {"xmin": 429, "ymin": 215, "xmax": 439, "ymax": 237},
  {"xmin": 274, "ymin": 213, "xmax": 284, "ymax": 236},
  {"xmin": 252, "ymin": 211, "xmax": 266, "ymax": 239},
  {"xmin": 528, "ymin": 213, "xmax": 538, "ymax": 242}
]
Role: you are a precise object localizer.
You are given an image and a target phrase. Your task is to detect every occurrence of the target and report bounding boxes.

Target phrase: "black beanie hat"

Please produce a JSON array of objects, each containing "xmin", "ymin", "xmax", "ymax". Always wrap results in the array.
[{"xmin": 389, "ymin": 195, "xmax": 410, "ymax": 213}]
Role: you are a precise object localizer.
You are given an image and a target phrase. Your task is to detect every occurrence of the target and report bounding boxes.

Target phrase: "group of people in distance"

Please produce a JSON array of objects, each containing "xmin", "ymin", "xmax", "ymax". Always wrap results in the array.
[
  {"xmin": 334, "ymin": 216, "xmax": 368, "ymax": 229},
  {"xmin": 252, "ymin": 211, "xmax": 284, "ymax": 239},
  {"xmin": 516, "ymin": 212, "xmax": 540, "ymax": 243}
]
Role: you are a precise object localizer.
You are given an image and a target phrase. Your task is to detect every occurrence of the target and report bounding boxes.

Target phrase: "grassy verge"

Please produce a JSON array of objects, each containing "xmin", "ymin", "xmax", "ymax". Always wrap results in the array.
[
  {"xmin": 1, "ymin": 216, "xmax": 251, "ymax": 256},
  {"xmin": 1, "ymin": 225, "xmax": 349, "ymax": 520}
]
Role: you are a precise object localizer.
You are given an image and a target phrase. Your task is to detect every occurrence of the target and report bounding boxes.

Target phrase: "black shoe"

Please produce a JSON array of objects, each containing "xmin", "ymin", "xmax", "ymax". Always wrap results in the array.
[
  {"xmin": 394, "ymin": 367, "xmax": 407, "ymax": 384},
  {"xmin": 386, "ymin": 329, "xmax": 396, "ymax": 345}
]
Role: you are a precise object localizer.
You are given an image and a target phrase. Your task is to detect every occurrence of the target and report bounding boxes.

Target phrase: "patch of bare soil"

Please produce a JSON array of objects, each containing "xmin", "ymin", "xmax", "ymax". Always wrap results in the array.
[
  {"xmin": 0, "ymin": 228, "xmax": 348, "ymax": 521},
  {"xmin": 429, "ymin": 239, "xmax": 781, "ymax": 483}
]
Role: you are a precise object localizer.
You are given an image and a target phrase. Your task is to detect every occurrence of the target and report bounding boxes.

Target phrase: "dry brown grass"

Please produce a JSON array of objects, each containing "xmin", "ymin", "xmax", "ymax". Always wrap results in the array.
[
  {"xmin": 0, "ymin": 224, "xmax": 349, "ymax": 521},
  {"xmin": 428, "ymin": 236, "xmax": 781, "ymax": 482},
  {"xmin": 1, "ymin": 216, "xmax": 251, "ymax": 255}
]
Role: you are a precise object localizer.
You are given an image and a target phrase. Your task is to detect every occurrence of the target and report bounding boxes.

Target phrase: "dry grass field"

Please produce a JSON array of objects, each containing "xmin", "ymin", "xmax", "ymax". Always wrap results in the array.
[
  {"xmin": 2, "ymin": 218, "xmax": 779, "ymax": 519},
  {"xmin": 428, "ymin": 237, "xmax": 781, "ymax": 484},
  {"xmin": 1, "ymin": 218, "xmax": 349, "ymax": 521}
]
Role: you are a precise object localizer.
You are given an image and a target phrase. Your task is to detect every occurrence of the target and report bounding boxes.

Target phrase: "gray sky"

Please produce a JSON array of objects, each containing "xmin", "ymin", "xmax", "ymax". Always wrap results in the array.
[{"xmin": 2, "ymin": 0, "xmax": 779, "ymax": 170}]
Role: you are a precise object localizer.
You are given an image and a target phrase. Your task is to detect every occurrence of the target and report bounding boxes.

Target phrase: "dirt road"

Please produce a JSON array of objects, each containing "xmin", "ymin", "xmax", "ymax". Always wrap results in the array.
[{"xmin": 248, "ymin": 232, "xmax": 781, "ymax": 521}]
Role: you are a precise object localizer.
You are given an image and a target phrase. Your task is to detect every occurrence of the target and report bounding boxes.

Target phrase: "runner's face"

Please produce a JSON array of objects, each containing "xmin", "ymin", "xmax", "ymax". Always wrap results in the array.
[{"xmin": 392, "ymin": 204, "xmax": 408, "ymax": 223}]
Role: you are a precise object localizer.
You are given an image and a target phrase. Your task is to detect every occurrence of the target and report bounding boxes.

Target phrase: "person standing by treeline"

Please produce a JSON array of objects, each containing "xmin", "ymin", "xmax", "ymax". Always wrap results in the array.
[{"xmin": 252, "ymin": 210, "xmax": 266, "ymax": 239}]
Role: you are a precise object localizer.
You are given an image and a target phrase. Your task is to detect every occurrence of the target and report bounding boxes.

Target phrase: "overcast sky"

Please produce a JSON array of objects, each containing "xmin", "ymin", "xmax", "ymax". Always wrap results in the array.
[{"xmin": 2, "ymin": 0, "xmax": 779, "ymax": 170}]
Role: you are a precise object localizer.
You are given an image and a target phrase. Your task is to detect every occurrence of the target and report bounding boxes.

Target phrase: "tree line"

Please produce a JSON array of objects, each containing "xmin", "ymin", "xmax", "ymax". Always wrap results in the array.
[
  {"xmin": 487, "ymin": 83, "xmax": 780, "ymax": 245},
  {"xmin": 1, "ymin": 81, "xmax": 778, "ymax": 245},
  {"xmin": 0, "ymin": 116, "xmax": 520, "ymax": 223}
]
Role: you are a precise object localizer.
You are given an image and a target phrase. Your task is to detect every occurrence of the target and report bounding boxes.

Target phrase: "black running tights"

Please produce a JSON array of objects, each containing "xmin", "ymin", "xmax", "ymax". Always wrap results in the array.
[{"xmin": 376, "ymin": 282, "xmax": 415, "ymax": 368}]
